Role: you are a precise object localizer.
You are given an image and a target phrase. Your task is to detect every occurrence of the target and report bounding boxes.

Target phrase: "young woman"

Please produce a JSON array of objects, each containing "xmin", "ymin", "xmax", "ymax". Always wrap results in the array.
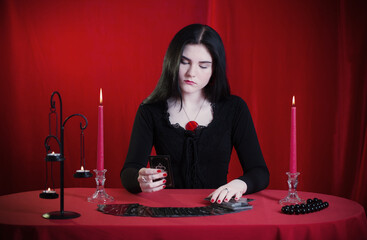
[{"xmin": 121, "ymin": 24, "xmax": 269, "ymax": 204}]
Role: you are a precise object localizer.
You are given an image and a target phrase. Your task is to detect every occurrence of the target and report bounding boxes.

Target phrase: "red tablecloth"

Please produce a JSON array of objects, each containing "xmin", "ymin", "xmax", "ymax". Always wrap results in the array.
[{"xmin": 1, "ymin": 188, "xmax": 366, "ymax": 240}]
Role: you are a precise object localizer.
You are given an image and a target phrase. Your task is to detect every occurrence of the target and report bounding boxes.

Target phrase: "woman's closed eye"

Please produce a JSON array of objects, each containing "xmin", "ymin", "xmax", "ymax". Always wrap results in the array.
[
  {"xmin": 180, "ymin": 56, "xmax": 212, "ymax": 69},
  {"xmin": 180, "ymin": 58, "xmax": 190, "ymax": 65},
  {"xmin": 199, "ymin": 64, "xmax": 210, "ymax": 69}
]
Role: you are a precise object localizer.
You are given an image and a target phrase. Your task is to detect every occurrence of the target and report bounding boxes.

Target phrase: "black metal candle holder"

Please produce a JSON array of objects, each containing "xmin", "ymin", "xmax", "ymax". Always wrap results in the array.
[
  {"xmin": 39, "ymin": 106, "xmax": 60, "ymax": 200},
  {"xmin": 73, "ymin": 125, "xmax": 93, "ymax": 178},
  {"xmin": 41, "ymin": 91, "xmax": 91, "ymax": 220},
  {"xmin": 39, "ymin": 189, "xmax": 59, "ymax": 199}
]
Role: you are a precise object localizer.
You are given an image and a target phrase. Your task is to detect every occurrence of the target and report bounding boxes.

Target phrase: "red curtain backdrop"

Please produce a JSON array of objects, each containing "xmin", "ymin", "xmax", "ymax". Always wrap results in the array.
[{"xmin": 1, "ymin": 0, "xmax": 366, "ymax": 210}]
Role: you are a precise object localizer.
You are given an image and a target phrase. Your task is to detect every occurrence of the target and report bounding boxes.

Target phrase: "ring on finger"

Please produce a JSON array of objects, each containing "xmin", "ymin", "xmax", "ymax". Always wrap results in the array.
[{"xmin": 141, "ymin": 176, "xmax": 148, "ymax": 183}]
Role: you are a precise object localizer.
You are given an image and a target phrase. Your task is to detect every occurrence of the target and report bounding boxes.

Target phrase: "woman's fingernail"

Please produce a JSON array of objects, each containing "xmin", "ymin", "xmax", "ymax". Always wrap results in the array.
[
  {"xmin": 235, "ymin": 197, "xmax": 239, "ymax": 200},
  {"xmin": 217, "ymin": 200, "xmax": 221, "ymax": 203},
  {"xmin": 163, "ymin": 173, "xmax": 167, "ymax": 177},
  {"xmin": 163, "ymin": 185, "xmax": 166, "ymax": 188},
  {"xmin": 211, "ymin": 199, "xmax": 215, "ymax": 203},
  {"xmin": 225, "ymin": 198, "xmax": 228, "ymax": 202},
  {"xmin": 157, "ymin": 169, "xmax": 162, "ymax": 173},
  {"xmin": 163, "ymin": 179, "xmax": 166, "ymax": 183}
]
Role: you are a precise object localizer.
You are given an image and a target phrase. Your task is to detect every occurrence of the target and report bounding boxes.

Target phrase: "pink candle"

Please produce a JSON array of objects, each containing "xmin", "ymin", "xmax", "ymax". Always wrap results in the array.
[
  {"xmin": 97, "ymin": 88, "xmax": 104, "ymax": 171},
  {"xmin": 290, "ymin": 96, "xmax": 297, "ymax": 173}
]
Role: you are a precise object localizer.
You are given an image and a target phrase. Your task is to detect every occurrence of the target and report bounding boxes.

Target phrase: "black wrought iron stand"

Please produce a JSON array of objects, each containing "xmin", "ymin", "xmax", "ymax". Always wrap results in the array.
[{"xmin": 41, "ymin": 91, "xmax": 91, "ymax": 219}]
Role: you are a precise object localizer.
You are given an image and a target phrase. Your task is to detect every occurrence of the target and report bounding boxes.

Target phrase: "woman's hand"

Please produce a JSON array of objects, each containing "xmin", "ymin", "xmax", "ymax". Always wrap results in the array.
[
  {"xmin": 208, "ymin": 179, "xmax": 247, "ymax": 204},
  {"xmin": 138, "ymin": 168, "xmax": 167, "ymax": 193}
]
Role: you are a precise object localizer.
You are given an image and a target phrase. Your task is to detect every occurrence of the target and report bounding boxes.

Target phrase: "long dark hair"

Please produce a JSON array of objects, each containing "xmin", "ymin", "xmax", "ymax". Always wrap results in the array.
[{"xmin": 144, "ymin": 24, "xmax": 230, "ymax": 104}]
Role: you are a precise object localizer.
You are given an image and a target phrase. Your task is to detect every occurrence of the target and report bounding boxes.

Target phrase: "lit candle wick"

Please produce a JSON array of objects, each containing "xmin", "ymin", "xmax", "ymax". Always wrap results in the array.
[
  {"xmin": 100, "ymin": 88, "xmax": 103, "ymax": 105},
  {"xmin": 76, "ymin": 166, "xmax": 89, "ymax": 173},
  {"xmin": 292, "ymin": 96, "xmax": 295, "ymax": 106}
]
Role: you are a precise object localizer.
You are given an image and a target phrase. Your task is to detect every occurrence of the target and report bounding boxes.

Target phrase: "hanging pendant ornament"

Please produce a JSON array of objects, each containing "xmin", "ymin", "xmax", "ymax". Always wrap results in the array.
[
  {"xmin": 185, "ymin": 121, "xmax": 199, "ymax": 131},
  {"xmin": 182, "ymin": 98, "xmax": 205, "ymax": 132}
]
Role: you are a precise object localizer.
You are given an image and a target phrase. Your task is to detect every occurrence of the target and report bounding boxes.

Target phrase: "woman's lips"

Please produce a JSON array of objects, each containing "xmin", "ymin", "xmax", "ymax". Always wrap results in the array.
[{"xmin": 184, "ymin": 80, "xmax": 196, "ymax": 85}]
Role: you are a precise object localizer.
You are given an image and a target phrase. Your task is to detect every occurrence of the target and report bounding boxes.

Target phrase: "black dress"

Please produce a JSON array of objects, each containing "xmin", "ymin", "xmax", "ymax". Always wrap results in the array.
[{"xmin": 120, "ymin": 95, "xmax": 269, "ymax": 193}]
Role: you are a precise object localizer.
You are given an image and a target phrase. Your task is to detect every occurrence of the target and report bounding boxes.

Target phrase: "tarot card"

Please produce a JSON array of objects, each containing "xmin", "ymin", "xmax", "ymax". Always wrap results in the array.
[
  {"xmin": 149, "ymin": 155, "xmax": 174, "ymax": 188},
  {"xmin": 205, "ymin": 196, "xmax": 254, "ymax": 211}
]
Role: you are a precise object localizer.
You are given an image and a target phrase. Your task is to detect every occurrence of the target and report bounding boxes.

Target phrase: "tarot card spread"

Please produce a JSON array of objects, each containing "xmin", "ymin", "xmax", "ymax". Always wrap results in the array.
[{"xmin": 98, "ymin": 198, "xmax": 253, "ymax": 217}]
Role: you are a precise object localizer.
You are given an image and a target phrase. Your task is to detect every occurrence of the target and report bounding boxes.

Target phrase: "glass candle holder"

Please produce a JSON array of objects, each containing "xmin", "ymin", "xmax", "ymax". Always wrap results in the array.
[
  {"xmin": 87, "ymin": 169, "xmax": 114, "ymax": 204},
  {"xmin": 279, "ymin": 172, "xmax": 306, "ymax": 206}
]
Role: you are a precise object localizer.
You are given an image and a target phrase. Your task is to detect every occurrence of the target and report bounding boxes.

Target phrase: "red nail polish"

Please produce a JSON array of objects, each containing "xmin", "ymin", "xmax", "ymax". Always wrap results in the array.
[
  {"xmin": 217, "ymin": 200, "xmax": 221, "ymax": 203},
  {"xmin": 163, "ymin": 185, "xmax": 166, "ymax": 188},
  {"xmin": 225, "ymin": 198, "xmax": 228, "ymax": 202},
  {"xmin": 157, "ymin": 169, "xmax": 162, "ymax": 173},
  {"xmin": 211, "ymin": 199, "xmax": 215, "ymax": 203},
  {"xmin": 163, "ymin": 173, "xmax": 167, "ymax": 177},
  {"xmin": 235, "ymin": 197, "xmax": 239, "ymax": 200},
  {"xmin": 163, "ymin": 180, "xmax": 166, "ymax": 183}
]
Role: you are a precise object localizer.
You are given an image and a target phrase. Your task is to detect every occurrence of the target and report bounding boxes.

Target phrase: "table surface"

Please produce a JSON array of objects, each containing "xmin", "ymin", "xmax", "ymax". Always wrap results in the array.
[{"xmin": 1, "ymin": 188, "xmax": 367, "ymax": 240}]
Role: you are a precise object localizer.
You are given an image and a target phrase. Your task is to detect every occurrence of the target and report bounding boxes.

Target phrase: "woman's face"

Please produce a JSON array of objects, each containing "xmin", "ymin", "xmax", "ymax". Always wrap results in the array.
[{"xmin": 178, "ymin": 44, "xmax": 213, "ymax": 96}]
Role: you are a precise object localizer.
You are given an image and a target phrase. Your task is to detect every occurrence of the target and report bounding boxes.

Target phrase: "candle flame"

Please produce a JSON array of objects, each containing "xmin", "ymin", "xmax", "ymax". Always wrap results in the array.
[
  {"xmin": 47, "ymin": 187, "xmax": 51, "ymax": 191},
  {"xmin": 52, "ymin": 151, "xmax": 55, "ymax": 154},
  {"xmin": 99, "ymin": 88, "xmax": 103, "ymax": 105},
  {"xmin": 81, "ymin": 166, "xmax": 84, "ymax": 171},
  {"xmin": 292, "ymin": 96, "xmax": 295, "ymax": 106}
]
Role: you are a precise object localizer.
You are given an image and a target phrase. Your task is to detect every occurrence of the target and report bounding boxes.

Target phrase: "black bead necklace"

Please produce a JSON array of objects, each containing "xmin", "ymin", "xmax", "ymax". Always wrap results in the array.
[{"xmin": 281, "ymin": 198, "xmax": 329, "ymax": 215}]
